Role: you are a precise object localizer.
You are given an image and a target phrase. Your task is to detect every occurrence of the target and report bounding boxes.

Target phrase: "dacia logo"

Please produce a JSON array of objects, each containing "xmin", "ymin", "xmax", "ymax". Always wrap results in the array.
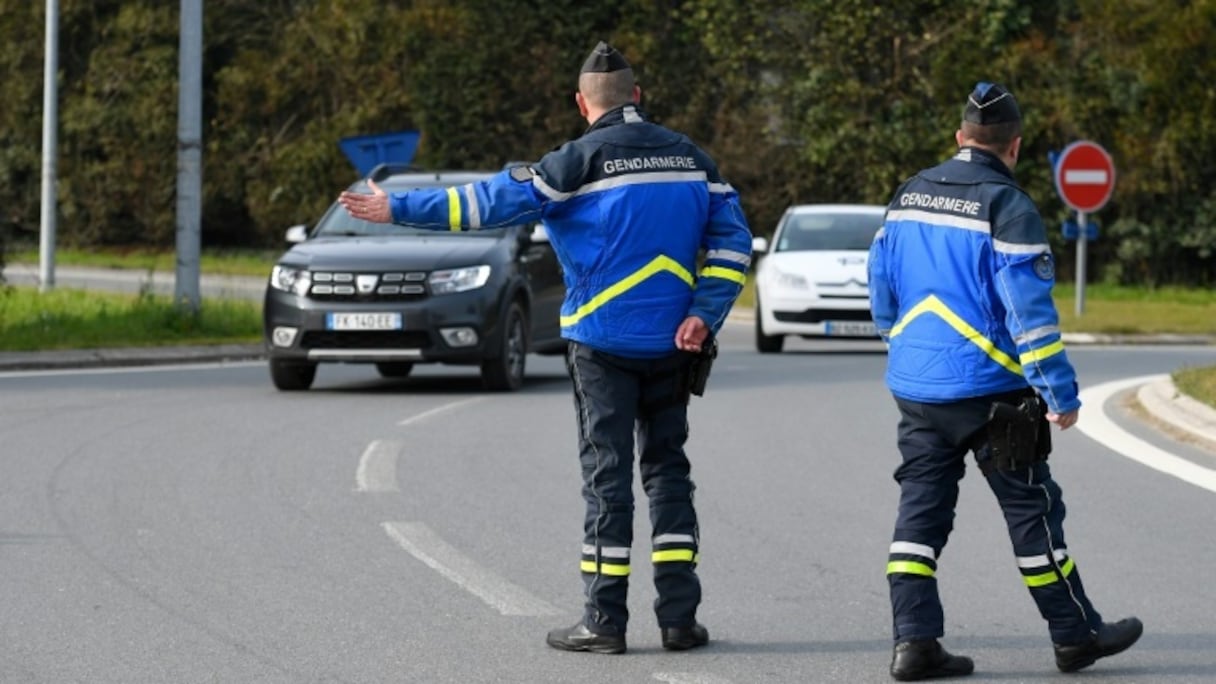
[{"xmin": 356, "ymin": 274, "xmax": 378, "ymax": 294}]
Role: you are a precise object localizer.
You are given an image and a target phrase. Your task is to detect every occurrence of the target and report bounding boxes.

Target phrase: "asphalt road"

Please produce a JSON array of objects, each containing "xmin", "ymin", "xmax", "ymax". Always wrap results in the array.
[{"xmin": 2, "ymin": 325, "xmax": 1215, "ymax": 683}]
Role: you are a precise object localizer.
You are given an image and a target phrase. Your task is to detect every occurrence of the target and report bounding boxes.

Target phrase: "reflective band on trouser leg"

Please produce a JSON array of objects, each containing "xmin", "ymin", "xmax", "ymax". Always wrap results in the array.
[
  {"xmin": 652, "ymin": 532, "xmax": 698, "ymax": 566},
  {"xmin": 582, "ymin": 544, "xmax": 631, "ymax": 576},
  {"xmin": 651, "ymin": 534, "xmax": 701, "ymax": 628},
  {"xmin": 887, "ymin": 540, "xmax": 944, "ymax": 641},
  {"xmin": 887, "ymin": 541, "xmax": 938, "ymax": 577},
  {"xmin": 1022, "ymin": 557, "xmax": 1075, "ymax": 587},
  {"xmin": 652, "ymin": 549, "xmax": 698, "ymax": 563},
  {"xmin": 887, "ymin": 560, "xmax": 935, "ymax": 577}
]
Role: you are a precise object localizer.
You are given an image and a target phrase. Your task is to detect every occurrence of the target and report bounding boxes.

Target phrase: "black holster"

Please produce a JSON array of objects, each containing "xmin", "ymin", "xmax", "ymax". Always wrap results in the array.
[
  {"xmin": 686, "ymin": 337, "xmax": 717, "ymax": 397},
  {"xmin": 986, "ymin": 392, "xmax": 1051, "ymax": 472}
]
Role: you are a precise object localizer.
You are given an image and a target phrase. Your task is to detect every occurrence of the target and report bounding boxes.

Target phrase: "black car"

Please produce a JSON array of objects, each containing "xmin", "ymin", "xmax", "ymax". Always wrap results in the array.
[{"xmin": 263, "ymin": 165, "xmax": 566, "ymax": 391}]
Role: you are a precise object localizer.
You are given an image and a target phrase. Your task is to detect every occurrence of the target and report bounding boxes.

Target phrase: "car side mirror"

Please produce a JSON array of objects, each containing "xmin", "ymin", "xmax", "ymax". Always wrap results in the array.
[
  {"xmin": 752, "ymin": 236, "xmax": 769, "ymax": 254},
  {"xmin": 286, "ymin": 224, "xmax": 308, "ymax": 243}
]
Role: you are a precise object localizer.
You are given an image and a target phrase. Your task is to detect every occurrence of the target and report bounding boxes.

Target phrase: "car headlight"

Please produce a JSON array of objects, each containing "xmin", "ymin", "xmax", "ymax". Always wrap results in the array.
[
  {"xmin": 429, "ymin": 265, "xmax": 491, "ymax": 295},
  {"xmin": 771, "ymin": 265, "xmax": 809, "ymax": 290},
  {"xmin": 269, "ymin": 265, "xmax": 311, "ymax": 296}
]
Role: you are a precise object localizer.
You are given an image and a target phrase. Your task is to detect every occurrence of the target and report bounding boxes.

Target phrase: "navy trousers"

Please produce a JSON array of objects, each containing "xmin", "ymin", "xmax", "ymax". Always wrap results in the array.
[
  {"xmin": 887, "ymin": 391, "xmax": 1104, "ymax": 646},
  {"xmin": 566, "ymin": 342, "xmax": 701, "ymax": 635}
]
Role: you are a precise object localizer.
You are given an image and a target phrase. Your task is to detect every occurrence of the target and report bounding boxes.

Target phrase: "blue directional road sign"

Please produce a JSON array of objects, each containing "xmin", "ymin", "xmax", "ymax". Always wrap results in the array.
[{"xmin": 1062, "ymin": 218, "xmax": 1099, "ymax": 241}]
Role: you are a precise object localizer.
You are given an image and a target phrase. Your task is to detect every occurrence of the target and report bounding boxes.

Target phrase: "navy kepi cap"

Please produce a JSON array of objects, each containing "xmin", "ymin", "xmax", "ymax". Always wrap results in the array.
[
  {"xmin": 964, "ymin": 82, "xmax": 1021, "ymax": 124},
  {"xmin": 580, "ymin": 41, "xmax": 630, "ymax": 74}
]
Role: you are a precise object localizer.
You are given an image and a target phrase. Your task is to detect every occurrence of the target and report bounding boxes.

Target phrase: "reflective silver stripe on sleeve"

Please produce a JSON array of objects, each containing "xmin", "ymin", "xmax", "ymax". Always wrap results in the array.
[
  {"xmin": 532, "ymin": 174, "xmax": 574, "ymax": 202},
  {"xmin": 889, "ymin": 541, "xmax": 936, "ymax": 559},
  {"xmin": 1014, "ymin": 324, "xmax": 1060, "ymax": 346},
  {"xmin": 462, "ymin": 184, "xmax": 481, "ymax": 229},
  {"xmin": 705, "ymin": 249, "xmax": 750, "ymax": 265},
  {"xmin": 1016, "ymin": 548, "xmax": 1068, "ymax": 569},
  {"xmin": 874, "ymin": 226, "xmax": 886, "ymax": 240},
  {"xmin": 653, "ymin": 533, "xmax": 696, "ymax": 545},
  {"xmin": 708, "ymin": 181, "xmax": 735, "ymax": 194},
  {"xmin": 993, "ymin": 239, "xmax": 1049, "ymax": 255},
  {"xmin": 583, "ymin": 544, "xmax": 631, "ymax": 558},
  {"xmin": 886, "ymin": 208, "xmax": 990, "ymax": 234}
]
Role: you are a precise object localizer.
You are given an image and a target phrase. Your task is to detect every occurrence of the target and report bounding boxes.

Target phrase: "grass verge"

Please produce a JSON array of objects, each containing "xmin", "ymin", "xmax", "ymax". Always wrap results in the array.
[
  {"xmin": 7, "ymin": 246, "xmax": 278, "ymax": 278},
  {"xmin": 1173, "ymin": 365, "xmax": 1216, "ymax": 409},
  {"xmin": 0, "ymin": 287, "xmax": 262, "ymax": 351}
]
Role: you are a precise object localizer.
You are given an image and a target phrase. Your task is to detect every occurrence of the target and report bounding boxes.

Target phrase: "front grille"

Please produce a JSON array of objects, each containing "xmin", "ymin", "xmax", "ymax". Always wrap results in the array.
[
  {"xmin": 774, "ymin": 308, "xmax": 873, "ymax": 323},
  {"xmin": 307, "ymin": 271, "xmax": 429, "ymax": 302},
  {"xmin": 301, "ymin": 331, "xmax": 432, "ymax": 350}
]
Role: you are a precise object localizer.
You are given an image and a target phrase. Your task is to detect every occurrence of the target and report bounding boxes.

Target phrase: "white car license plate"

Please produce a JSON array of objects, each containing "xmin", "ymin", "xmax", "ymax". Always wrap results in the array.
[
  {"xmin": 825, "ymin": 320, "xmax": 877, "ymax": 337},
  {"xmin": 325, "ymin": 312, "xmax": 402, "ymax": 331}
]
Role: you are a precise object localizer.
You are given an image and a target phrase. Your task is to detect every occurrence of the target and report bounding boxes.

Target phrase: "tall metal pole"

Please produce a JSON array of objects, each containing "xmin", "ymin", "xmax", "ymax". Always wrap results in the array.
[
  {"xmin": 39, "ymin": 0, "xmax": 59, "ymax": 293},
  {"xmin": 175, "ymin": 0, "xmax": 203, "ymax": 312},
  {"xmin": 1075, "ymin": 211, "xmax": 1087, "ymax": 316}
]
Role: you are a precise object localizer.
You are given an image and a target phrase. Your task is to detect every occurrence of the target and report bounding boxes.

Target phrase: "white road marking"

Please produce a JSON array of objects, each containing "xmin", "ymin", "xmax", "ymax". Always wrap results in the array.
[
  {"xmin": 653, "ymin": 673, "xmax": 735, "ymax": 684},
  {"xmin": 355, "ymin": 440, "xmax": 400, "ymax": 492},
  {"xmin": 1077, "ymin": 374, "xmax": 1216, "ymax": 494},
  {"xmin": 382, "ymin": 521, "xmax": 561, "ymax": 617},
  {"xmin": 398, "ymin": 396, "xmax": 487, "ymax": 426}
]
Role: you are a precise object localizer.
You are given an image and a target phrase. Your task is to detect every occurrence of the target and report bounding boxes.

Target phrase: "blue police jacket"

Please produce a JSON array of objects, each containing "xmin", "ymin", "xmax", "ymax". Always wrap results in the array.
[
  {"xmin": 384, "ymin": 104, "xmax": 752, "ymax": 358},
  {"xmin": 868, "ymin": 146, "xmax": 1081, "ymax": 414}
]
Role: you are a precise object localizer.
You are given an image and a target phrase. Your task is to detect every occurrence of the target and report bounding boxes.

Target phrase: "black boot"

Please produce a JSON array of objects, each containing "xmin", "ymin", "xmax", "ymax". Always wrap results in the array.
[
  {"xmin": 545, "ymin": 622, "xmax": 626, "ymax": 654},
  {"xmin": 661, "ymin": 623, "xmax": 709, "ymax": 651},
  {"xmin": 890, "ymin": 639, "xmax": 974, "ymax": 681},
  {"xmin": 1054, "ymin": 617, "xmax": 1143, "ymax": 673}
]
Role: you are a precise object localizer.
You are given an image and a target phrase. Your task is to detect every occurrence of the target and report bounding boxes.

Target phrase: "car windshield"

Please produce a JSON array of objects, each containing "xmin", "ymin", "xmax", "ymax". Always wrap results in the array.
[
  {"xmin": 775, "ymin": 212, "xmax": 881, "ymax": 252},
  {"xmin": 312, "ymin": 204, "xmax": 504, "ymax": 237},
  {"xmin": 312, "ymin": 174, "xmax": 501, "ymax": 237}
]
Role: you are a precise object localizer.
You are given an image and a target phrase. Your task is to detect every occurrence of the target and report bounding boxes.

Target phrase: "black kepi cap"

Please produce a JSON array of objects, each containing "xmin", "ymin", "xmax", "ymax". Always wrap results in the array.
[
  {"xmin": 580, "ymin": 41, "xmax": 630, "ymax": 74},
  {"xmin": 963, "ymin": 82, "xmax": 1021, "ymax": 125}
]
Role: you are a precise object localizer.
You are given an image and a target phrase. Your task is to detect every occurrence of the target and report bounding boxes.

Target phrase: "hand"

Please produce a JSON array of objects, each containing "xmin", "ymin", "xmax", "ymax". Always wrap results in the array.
[
  {"xmin": 1047, "ymin": 409, "xmax": 1079, "ymax": 430},
  {"xmin": 674, "ymin": 316, "xmax": 709, "ymax": 352},
  {"xmin": 338, "ymin": 178, "xmax": 391, "ymax": 223}
]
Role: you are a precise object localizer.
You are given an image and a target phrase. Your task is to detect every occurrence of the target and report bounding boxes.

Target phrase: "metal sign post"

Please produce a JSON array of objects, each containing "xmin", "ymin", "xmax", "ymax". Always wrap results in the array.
[
  {"xmin": 1053, "ymin": 141, "xmax": 1115, "ymax": 317},
  {"xmin": 39, "ymin": 0, "xmax": 59, "ymax": 293},
  {"xmin": 1075, "ymin": 211, "xmax": 1087, "ymax": 316}
]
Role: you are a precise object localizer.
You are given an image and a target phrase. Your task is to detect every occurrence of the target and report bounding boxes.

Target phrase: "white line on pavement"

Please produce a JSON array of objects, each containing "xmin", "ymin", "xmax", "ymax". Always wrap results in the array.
[
  {"xmin": 1077, "ymin": 374, "xmax": 1216, "ymax": 494},
  {"xmin": 382, "ymin": 521, "xmax": 561, "ymax": 617},
  {"xmin": 355, "ymin": 440, "xmax": 401, "ymax": 492},
  {"xmin": 398, "ymin": 396, "xmax": 487, "ymax": 426},
  {"xmin": 653, "ymin": 673, "xmax": 735, "ymax": 684}
]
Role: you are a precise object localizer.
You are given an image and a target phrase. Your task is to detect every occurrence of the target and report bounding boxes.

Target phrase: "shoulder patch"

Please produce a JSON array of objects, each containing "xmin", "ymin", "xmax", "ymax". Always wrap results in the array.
[
  {"xmin": 509, "ymin": 165, "xmax": 535, "ymax": 182},
  {"xmin": 1033, "ymin": 254, "xmax": 1055, "ymax": 280}
]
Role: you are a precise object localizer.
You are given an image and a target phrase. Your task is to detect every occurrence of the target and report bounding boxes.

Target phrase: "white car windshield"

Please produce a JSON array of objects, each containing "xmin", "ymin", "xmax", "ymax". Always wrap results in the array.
[{"xmin": 775, "ymin": 213, "xmax": 881, "ymax": 252}]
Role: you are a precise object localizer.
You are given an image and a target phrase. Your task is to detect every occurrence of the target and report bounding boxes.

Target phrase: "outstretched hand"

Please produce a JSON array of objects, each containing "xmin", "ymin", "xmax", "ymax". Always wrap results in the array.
[
  {"xmin": 338, "ymin": 179, "xmax": 391, "ymax": 223},
  {"xmin": 674, "ymin": 316, "xmax": 709, "ymax": 352}
]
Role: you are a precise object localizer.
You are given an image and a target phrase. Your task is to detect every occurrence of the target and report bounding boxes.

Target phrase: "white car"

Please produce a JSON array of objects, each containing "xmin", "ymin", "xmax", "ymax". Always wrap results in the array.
[{"xmin": 751, "ymin": 204, "xmax": 886, "ymax": 352}]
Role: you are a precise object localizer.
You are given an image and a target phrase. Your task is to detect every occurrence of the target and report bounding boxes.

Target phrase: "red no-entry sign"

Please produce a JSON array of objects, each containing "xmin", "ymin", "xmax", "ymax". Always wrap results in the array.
[{"xmin": 1053, "ymin": 140, "xmax": 1115, "ymax": 213}]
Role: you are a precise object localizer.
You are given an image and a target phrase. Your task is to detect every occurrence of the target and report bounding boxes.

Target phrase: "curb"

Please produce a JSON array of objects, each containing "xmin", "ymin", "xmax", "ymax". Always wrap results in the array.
[
  {"xmin": 1136, "ymin": 378, "xmax": 1216, "ymax": 450},
  {"xmin": 0, "ymin": 344, "xmax": 266, "ymax": 372}
]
